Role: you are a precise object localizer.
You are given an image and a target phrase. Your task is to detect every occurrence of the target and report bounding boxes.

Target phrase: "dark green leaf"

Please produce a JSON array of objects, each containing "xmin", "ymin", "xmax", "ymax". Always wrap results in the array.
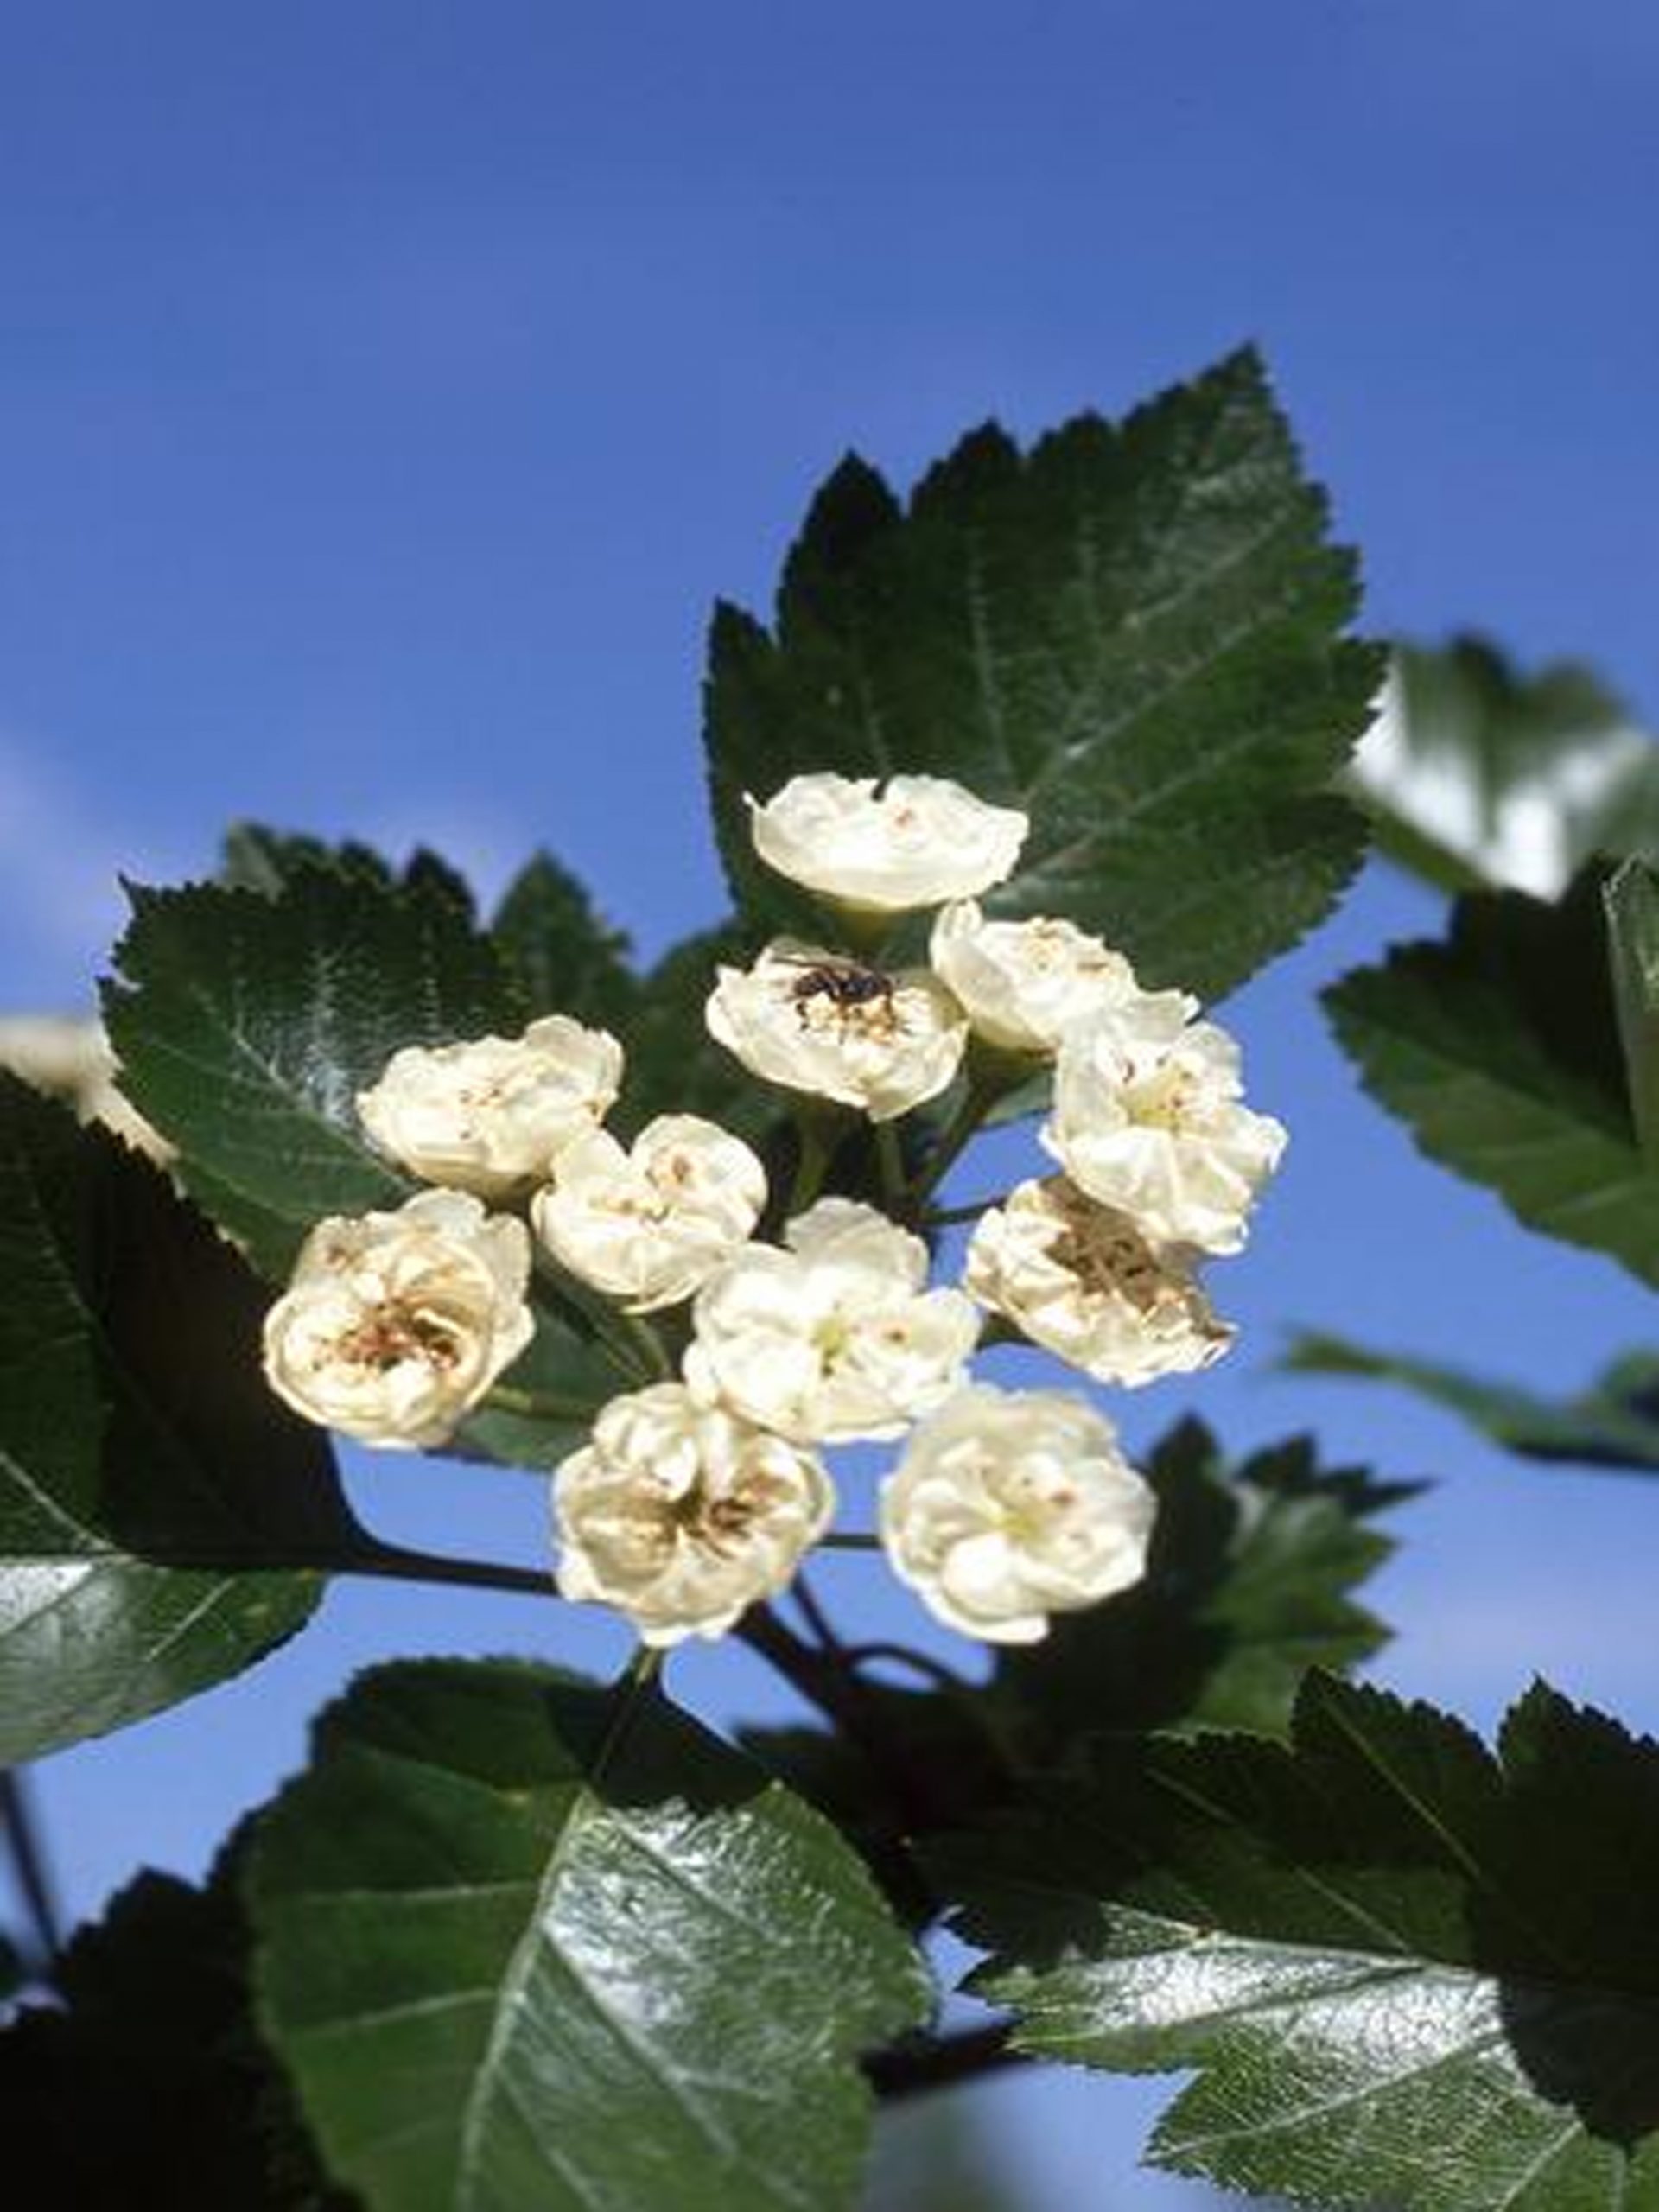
[
  {"xmin": 1605, "ymin": 857, "xmax": 1659, "ymax": 1166},
  {"xmin": 1286, "ymin": 1329, "xmax": 1659, "ymax": 1476},
  {"xmin": 491, "ymin": 851, "xmax": 639, "ymax": 1030},
  {"xmin": 0, "ymin": 1076, "xmax": 362, "ymax": 1763},
  {"xmin": 950, "ymin": 1673, "xmax": 1659, "ymax": 2210},
  {"xmin": 103, "ymin": 866, "xmax": 524, "ymax": 1276},
  {"xmin": 1354, "ymin": 636, "xmax": 1659, "ymax": 897},
  {"xmin": 706, "ymin": 347, "xmax": 1380, "ymax": 1001},
  {"xmin": 0, "ymin": 1867, "xmax": 345, "ymax": 2209},
  {"xmin": 249, "ymin": 1659, "xmax": 930, "ymax": 2212},
  {"xmin": 1327, "ymin": 864, "xmax": 1659, "ymax": 1285}
]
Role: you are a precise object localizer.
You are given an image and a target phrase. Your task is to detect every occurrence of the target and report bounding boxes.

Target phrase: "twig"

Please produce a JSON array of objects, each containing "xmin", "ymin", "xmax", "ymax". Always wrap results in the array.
[
  {"xmin": 866, "ymin": 2022, "xmax": 1021, "ymax": 2101},
  {"xmin": 340, "ymin": 1542, "xmax": 555, "ymax": 1600},
  {"xmin": 840, "ymin": 1643, "xmax": 969, "ymax": 1694},
  {"xmin": 484, "ymin": 1382, "xmax": 601, "ymax": 1424}
]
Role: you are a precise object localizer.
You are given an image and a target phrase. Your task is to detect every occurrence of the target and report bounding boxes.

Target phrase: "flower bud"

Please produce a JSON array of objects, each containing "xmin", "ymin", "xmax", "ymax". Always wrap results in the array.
[
  {"xmin": 965, "ymin": 1176, "xmax": 1233, "ymax": 1386},
  {"xmin": 554, "ymin": 1382, "xmax": 835, "ymax": 1644},
  {"xmin": 686, "ymin": 1197, "xmax": 980, "ymax": 1444},
  {"xmin": 262, "ymin": 1190, "xmax": 534, "ymax": 1449},
  {"xmin": 747, "ymin": 772, "xmax": 1027, "ymax": 913},
  {"xmin": 706, "ymin": 939, "xmax": 967, "ymax": 1122},
  {"xmin": 532, "ymin": 1115, "xmax": 766, "ymax": 1313},
  {"xmin": 929, "ymin": 901, "xmax": 1195, "ymax": 1056},
  {"xmin": 1044, "ymin": 1009, "xmax": 1286, "ymax": 1255},
  {"xmin": 357, "ymin": 1016, "xmax": 623, "ymax": 1199},
  {"xmin": 880, "ymin": 1382, "xmax": 1155, "ymax": 1643}
]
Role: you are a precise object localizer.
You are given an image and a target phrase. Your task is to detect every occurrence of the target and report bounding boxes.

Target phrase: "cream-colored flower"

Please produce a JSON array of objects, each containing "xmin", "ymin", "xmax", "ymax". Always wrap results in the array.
[
  {"xmin": 357, "ymin": 1016, "xmax": 623, "ymax": 1199},
  {"xmin": 965, "ymin": 1176, "xmax": 1233, "ymax": 1386},
  {"xmin": 553, "ymin": 1382, "xmax": 834, "ymax": 1645},
  {"xmin": 929, "ymin": 900, "xmax": 1195, "ymax": 1056},
  {"xmin": 706, "ymin": 939, "xmax": 967, "ymax": 1122},
  {"xmin": 880, "ymin": 1382, "xmax": 1156, "ymax": 1644},
  {"xmin": 262, "ymin": 1191, "xmax": 533, "ymax": 1449},
  {"xmin": 0, "ymin": 1014, "xmax": 172, "ymax": 1163},
  {"xmin": 532, "ymin": 1115, "xmax": 766, "ymax": 1313},
  {"xmin": 1044, "ymin": 1010, "xmax": 1286, "ymax": 1255},
  {"xmin": 685, "ymin": 1198, "xmax": 980, "ymax": 1444},
  {"xmin": 748, "ymin": 772, "xmax": 1027, "ymax": 913}
]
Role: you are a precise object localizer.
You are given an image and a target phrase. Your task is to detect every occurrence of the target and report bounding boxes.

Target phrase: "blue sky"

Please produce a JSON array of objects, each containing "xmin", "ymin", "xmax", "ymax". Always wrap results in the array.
[{"xmin": 3, "ymin": 5, "xmax": 1658, "ymax": 2204}]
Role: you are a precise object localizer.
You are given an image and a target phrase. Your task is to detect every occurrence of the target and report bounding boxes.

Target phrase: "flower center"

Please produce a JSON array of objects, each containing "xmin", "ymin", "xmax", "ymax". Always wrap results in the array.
[
  {"xmin": 1048, "ymin": 1189, "xmax": 1169, "ymax": 1311},
  {"xmin": 334, "ymin": 1300, "xmax": 462, "ymax": 1373}
]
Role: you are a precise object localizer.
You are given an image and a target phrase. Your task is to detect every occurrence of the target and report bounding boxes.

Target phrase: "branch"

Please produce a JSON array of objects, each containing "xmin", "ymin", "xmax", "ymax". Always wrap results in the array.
[{"xmin": 866, "ymin": 2022, "xmax": 1021, "ymax": 2101}]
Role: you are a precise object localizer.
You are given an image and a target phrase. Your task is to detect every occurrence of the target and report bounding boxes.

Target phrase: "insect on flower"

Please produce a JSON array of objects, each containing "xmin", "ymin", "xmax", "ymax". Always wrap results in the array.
[{"xmin": 776, "ymin": 952, "xmax": 901, "ymax": 1033}]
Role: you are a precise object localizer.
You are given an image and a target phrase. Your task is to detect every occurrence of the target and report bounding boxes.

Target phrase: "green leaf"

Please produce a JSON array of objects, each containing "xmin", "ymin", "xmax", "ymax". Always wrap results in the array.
[
  {"xmin": 705, "ymin": 346, "xmax": 1380, "ymax": 1001},
  {"xmin": 0, "ymin": 1867, "xmax": 346, "ymax": 2209},
  {"xmin": 248, "ymin": 1658, "xmax": 931, "ymax": 2212},
  {"xmin": 1605, "ymin": 857, "xmax": 1659, "ymax": 1166},
  {"xmin": 0, "ymin": 1076, "xmax": 361, "ymax": 1763},
  {"xmin": 491, "ymin": 852, "xmax": 640, "ymax": 1030},
  {"xmin": 950, "ymin": 1673, "xmax": 1659, "ymax": 2210},
  {"xmin": 103, "ymin": 865, "xmax": 525, "ymax": 1276},
  {"xmin": 1354, "ymin": 635, "xmax": 1659, "ymax": 898},
  {"xmin": 1327, "ymin": 864, "xmax": 1659, "ymax": 1285},
  {"xmin": 1286, "ymin": 1329, "xmax": 1659, "ymax": 1476}
]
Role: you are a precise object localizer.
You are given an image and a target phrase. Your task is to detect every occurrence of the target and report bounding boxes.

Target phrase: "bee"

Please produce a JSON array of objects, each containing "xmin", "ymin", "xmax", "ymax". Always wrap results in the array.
[{"xmin": 774, "ymin": 952, "xmax": 900, "ymax": 1032}]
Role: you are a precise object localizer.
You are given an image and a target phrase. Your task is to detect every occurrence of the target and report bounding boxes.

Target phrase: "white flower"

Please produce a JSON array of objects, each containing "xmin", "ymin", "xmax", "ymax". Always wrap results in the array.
[
  {"xmin": 553, "ymin": 1382, "xmax": 834, "ymax": 1645},
  {"xmin": 0, "ymin": 1013, "xmax": 172, "ymax": 1163},
  {"xmin": 929, "ymin": 900, "xmax": 1196, "ymax": 1056},
  {"xmin": 531, "ymin": 1115, "xmax": 766, "ymax": 1313},
  {"xmin": 685, "ymin": 1198, "xmax": 980, "ymax": 1444},
  {"xmin": 357, "ymin": 1016, "xmax": 624, "ymax": 1199},
  {"xmin": 748, "ymin": 772, "xmax": 1028, "ymax": 913},
  {"xmin": 262, "ymin": 1190, "xmax": 534, "ymax": 1449},
  {"xmin": 965, "ymin": 1176, "xmax": 1233, "ymax": 1386},
  {"xmin": 880, "ymin": 1382, "xmax": 1156, "ymax": 1644},
  {"xmin": 1044, "ymin": 1010, "xmax": 1287, "ymax": 1255},
  {"xmin": 706, "ymin": 939, "xmax": 967, "ymax": 1122}
]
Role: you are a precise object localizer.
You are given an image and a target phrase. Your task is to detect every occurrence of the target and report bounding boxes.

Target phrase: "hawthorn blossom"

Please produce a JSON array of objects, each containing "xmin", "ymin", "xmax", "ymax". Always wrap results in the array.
[
  {"xmin": 357, "ymin": 1016, "xmax": 623, "ymax": 1199},
  {"xmin": 685, "ymin": 1198, "xmax": 979, "ymax": 1444},
  {"xmin": 553, "ymin": 1382, "xmax": 834, "ymax": 1644},
  {"xmin": 880, "ymin": 1382, "xmax": 1156, "ymax": 1644},
  {"xmin": 262, "ymin": 1191, "xmax": 533, "ymax": 1449},
  {"xmin": 1044, "ymin": 1009, "xmax": 1286, "ymax": 1255},
  {"xmin": 531, "ymin": 1115, "xmax": 766, "ymax": 1312},
  {"xmin": 706, "ymin": 938, "xmax": 967, "ymax": 1122},
  {"xmin": 747, "ymin": 772, "xmax": 1027, "ymax": 912},
  {"xmin": 965, "ymin": 1176, "xmax": 1233, "ymax": 1386},
  {"xmin": 929, "ymin": 901, "xmax": 1194, "ymax": 1056}
]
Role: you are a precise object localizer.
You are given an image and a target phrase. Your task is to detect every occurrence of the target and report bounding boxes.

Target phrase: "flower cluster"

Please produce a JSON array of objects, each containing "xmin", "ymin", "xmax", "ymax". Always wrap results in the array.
[{"xmin": 261, "ymin": 769, "xmax": 1287, "ymax": 1653}]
